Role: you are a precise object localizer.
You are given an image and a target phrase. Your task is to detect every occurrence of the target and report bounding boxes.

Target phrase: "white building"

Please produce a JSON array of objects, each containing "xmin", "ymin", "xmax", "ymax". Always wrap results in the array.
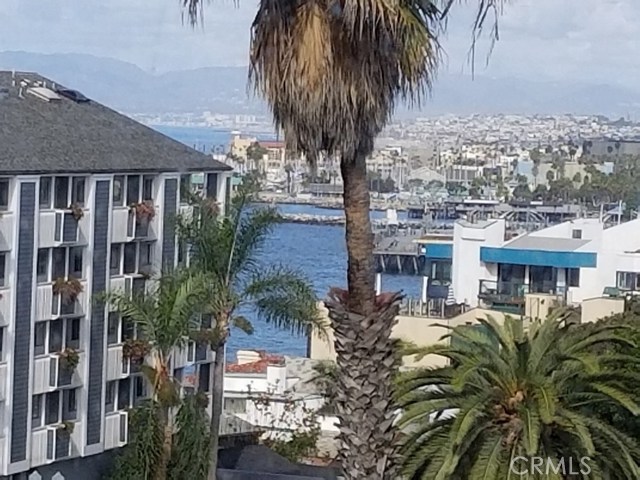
[
  {"xmin": 451, "ymin": 216, "xmax": 640, "ymax": 311},
  {"xmin": 223, "ymin": 350, "xmax": 337, "ymax": 446},
  {"xmin": 0, "ymin": 71, "xmax": 232, "ymax": 479}
]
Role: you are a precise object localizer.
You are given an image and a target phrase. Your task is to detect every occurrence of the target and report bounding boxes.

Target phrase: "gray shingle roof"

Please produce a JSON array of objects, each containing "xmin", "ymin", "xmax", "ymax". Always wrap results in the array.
[
  {"xmin": 504, "ymin": 235, "xmax": 590, "ymax": 252},
  {"xmin": 0, "ymin": 71, "xmax": 231, "ymax": 174}
]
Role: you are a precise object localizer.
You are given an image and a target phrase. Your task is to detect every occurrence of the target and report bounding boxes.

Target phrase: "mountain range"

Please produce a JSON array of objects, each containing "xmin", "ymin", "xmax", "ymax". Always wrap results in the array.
[{"xmin": 1, "ymin": 51, "xmax": 639, "ymax": 118}]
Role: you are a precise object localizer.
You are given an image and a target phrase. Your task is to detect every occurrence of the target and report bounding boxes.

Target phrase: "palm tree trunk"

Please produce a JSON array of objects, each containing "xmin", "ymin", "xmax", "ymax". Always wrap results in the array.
[
  {"xmin": 340, "ymin": 154, "xmax": 376, "ymax": 314},
  {"xmin": 156, "ymin": 405, "xmax": 172, "ymax": 480},
  {"xmin": 325, "ymin": 154, "xmax": 402, "ymax": 480},
  {"xmin": 207, "ymin": 340, "xmax": 226, "ymax": 480}
]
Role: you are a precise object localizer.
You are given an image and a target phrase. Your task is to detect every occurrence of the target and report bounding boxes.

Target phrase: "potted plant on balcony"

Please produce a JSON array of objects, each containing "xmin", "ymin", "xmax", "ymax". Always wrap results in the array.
[
  {"xmin": 57, "ymin": 420, "xmax": 75, "ymax": 438},
  {"xmin": 58, "ymin": 347, "xmax": 80, "ymax": 373},
  {"xmin": 122, "ymin": 338, "xmax": 151, "ymax": 365},
  {"xmin": 68, "ymin": 203, "xmax": 84, "ymax": 221},
  {"xmin": 130, "ymin": 200, "xmax": 155, "ymax": 221},
  {"xmin": 52, "ymin": 276, "xmax": 83, "ymax": 305}
]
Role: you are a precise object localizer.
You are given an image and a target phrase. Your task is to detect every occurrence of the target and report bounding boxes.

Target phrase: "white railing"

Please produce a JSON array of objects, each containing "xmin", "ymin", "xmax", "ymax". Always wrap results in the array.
[
  {"xmin": 33, "ymin": 352, "xmax": 85, "ymax": 395},
  {"xmin": 106, "ymin": 345, "xmax": 129, "ymax": 381},
  {"xmin": 35, "ymin": 282, "xmax": 86, "ymax": 321},
  {"xmin": 111, "ymin": 207, "xmax": 130, "ymax": 243},
  {"xmin": 38, "ymin": 210, "xmax": 83, "ymax": 248},
  {"xmin": 0, "ymin": 289, "xmax": 10, "ymax": 326},
  {"xmin": 36, "ymin": 284, "xmax": 54, "ymax": 321},
  {"xmin": 0, "ymin": 214, "xmax": 14, "ymax": 251},
  {"xmin": 104, "ymin": 411, "xmax": 128, "ymax": 450},
  {"xmin": 31, "ymin": 426, "xmax": 66, "ymax": 466},
  {"xmin": 0, "ymin": 363, "xmax": 7, "ymax": 401}
]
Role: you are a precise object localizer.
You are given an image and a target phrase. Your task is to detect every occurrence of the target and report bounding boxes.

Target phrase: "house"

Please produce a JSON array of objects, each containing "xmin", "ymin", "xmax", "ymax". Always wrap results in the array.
[
  {"xmin": 223, "ymin": 350, "xmax": 338, "ymax": 456},
  {"xmin": 0, "ymin": 71, "xmax": 232, "ymax": 479}
]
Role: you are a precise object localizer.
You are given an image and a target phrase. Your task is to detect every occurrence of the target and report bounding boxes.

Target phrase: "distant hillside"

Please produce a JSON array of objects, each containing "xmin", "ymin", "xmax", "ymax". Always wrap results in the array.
[{"xmin": 1, "ymin": 51, "xmax": 639, "ymax": 117}]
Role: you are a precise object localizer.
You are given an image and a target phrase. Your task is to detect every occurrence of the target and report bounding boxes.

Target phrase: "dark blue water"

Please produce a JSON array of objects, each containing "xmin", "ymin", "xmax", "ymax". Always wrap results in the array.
[{"xmin": 155, "ymin": 125, "xmax": 422, "ymax": 358}]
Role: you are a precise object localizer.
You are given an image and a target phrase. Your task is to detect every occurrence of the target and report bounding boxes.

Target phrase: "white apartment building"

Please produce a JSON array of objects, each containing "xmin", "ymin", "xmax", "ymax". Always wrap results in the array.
[
  {"xmin": 0, "ymin": 72, "xmax": 232, "ymax": 479},
  {"xmin": 451, "ymin": 216, "xmax": 640, "ymax": 311}
]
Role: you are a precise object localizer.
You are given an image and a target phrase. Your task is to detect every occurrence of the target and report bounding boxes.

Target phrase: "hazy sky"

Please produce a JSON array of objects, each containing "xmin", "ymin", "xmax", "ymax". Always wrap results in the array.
[{"xmin": 1, "ymin": 0, "xmax": 638, "ymax": 88}]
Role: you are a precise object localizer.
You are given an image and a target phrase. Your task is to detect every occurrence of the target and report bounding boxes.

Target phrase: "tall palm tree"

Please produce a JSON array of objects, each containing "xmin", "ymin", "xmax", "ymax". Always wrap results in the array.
[
  {"xmin": 397, "ymin": 316, "xmax": 640, "ymax": 479},
  {"xmin": 182, "ymin": 2, "xmax": 501, "ymax": 477},
  {"xmin": 176, "ymin": 187, "xmax": 322, "ymax": 479},
  {"xmin": 108, "ymin": 272, "xmax": 209, "ymax": 480}
]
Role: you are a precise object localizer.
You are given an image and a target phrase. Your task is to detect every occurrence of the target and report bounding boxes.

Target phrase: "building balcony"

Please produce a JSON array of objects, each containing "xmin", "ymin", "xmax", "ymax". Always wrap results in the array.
[
  {"xmin": 31, "ymin": 421, "xmax": 82, "ymax": 467},
  {"xmin": 0, "ymin": 213, "xmax": 14, "ymax": 251},
  {"xmin": 478, "ymin": 280, "xmax": 529, "ymax": 313},
  {"xmin": 173, "ymin": 341, "xmax": 196, "ymax": 370},
  {"xmin": 33, "ymin": 352, "xmax": 85, "ymax": 395},
  {"xmin": 38, "ymin": 209, "xmax": 89, "ymax": 248},
  {"xmin": 0, "ymin": 287, "xmax": 10, "ymax": 326},
  {"xmin": 106, "ymin": 344, "xmax": 141, "ymax": 382},
  {"xmin": 0, "ymin": 362, "xmax": 7, "ymax": 401},
  {"xmin": 104, "ymin": 411, "xmax": 128, "ymax": 450},
  {"xmin": 109, "ymin": 275, "xmax": 147, "ymax": 298},
  {"xmin": 35, "ymin": 282, "xmax": 87, "ymax": 322},
  {"xmin": 112, "ymin": 206, "xmax": 156, "ymax": 243}
]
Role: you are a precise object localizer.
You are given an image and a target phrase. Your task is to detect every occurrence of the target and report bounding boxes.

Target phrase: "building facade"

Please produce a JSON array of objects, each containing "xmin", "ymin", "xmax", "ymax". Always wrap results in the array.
[{"xmin": 0, "ymin": 72, "xmax": 232, "ymax": 479}]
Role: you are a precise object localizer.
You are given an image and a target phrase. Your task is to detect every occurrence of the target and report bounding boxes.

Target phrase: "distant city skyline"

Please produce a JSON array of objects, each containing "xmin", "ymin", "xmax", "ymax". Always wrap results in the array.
[{"xmin": 1, "ymin": 0, "xmax": 639, "ymax": 91}]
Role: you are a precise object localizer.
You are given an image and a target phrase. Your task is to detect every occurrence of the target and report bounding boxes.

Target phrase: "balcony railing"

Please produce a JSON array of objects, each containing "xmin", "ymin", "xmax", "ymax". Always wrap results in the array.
[
  {"xmin": 33, "ymin": 352, "xmax": 84, "ymax": 394},
  {"xmin": 478, "ymin": 280, "xmax": 529, "ymax": 307},
  {"xmin": 104, "ymin": 411, "xmax": 128, "ymax": 450},
  {"xmin": 398, "ymin": 296, "xmax": 465, "ymax": 319}
]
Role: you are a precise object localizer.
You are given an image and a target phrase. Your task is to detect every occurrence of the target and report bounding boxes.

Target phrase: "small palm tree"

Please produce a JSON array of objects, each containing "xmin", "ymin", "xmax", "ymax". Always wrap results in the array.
[
  {"xmin": 397, "ymin": 316, "xmax": 640, "ymax": 479},
  {"xmin": 176, "ymin": 187, "xmax": 322, "ymax": 479},
  {"xmin": 107, "ymin": 271, "xmax": 209, "ymax": 480}
]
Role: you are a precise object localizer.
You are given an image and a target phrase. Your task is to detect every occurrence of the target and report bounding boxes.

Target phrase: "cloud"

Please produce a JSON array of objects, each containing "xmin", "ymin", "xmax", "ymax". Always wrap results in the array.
[{"xmin": 0, "ymin": 0, "xmax": 639, "ymax": 88}]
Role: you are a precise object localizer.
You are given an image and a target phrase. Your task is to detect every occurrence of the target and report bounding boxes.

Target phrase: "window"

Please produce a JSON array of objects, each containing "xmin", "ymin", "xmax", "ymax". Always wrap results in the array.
[
  {"xmin": 110, "ymin": 244, "xmax": 122, "ymax": 276},
  {"xmin": 122, "ymin": 317, "xmax": 135, "ymax": 341},
  {"xmin": 0, "ymin": 327, "xmax": 4, "ymax": 361},
  {"xmin": 105, "ymin": 381, "xmax": 116, "ymax": 413},
  {"xmin": 124, "ymin": 243, "xmax": 137, "ymax": 274},
  {"xmin": 52, "ymin": 248, "xmax": 66, "ymax": 279},
  {"xmin": 34, "ymin": 323, "xmax": 46, "ymax": 356},
  {"xmin": 117, "ymin": 378, "xmax": 131, "ymax": 410},
  {"xmin": 54, "ymin": 177, "xmax": 70, "ymax": 209},
  {"xmin": 0, "ymin": 179, "xmax": 10, "ymax": 210},
  {"xmin": 62, "ymin": 389, "xmax": 77, "ymax": 421},
  {"xmin": 32, "ymin": 394, "xmax": 43, "ymax": 428},
  {"xmin": 45, "ymin": 391, "xmax": 60, "ymax": 425},
  {"xmin": 65, "ymin": 318, "xmax": 81, "ymax": 350},
  {"xmin": 126, "ymin": 175, "xmax": 140, "ymax": 205},
  {"xmin": 142, "ymin": 176, "xmax": 154, "ymax": 201},
  {"xmin": 617, "ymin": 271, "xmax": 637, "ymax": 291},
  {"xmin": 198, "ymin": 363, "xmax": 211, "ymax": 393},
  {"xmin": 69, "ymin": 247, "xmax": 83, "ymax": 278},
  {"xmin": 206, "ymin": 173, "xmax": 218, "ymax": 199},
  {"xmin": 71, "ymin": 177, "xmax": 85, "ymax": 205},
  {"xmin": 568, "ymin": 268, "xmax": 580, "ymax": 287},
  {"xmin": 572, "ymin": 229, "xmax": 582, "ymax": 239},
  {"xmin": 180, "ymin": 174, "xmax": 191, "ymax": 204},
  {"xmin": 113, "ymin": 175, "xmax": 125, "ymax": 206},
  {"xmin": 108, "ymin": 312, "xmax": 120, "ymax": 345},
  {"xmin": 39, "ymin": 177, "xmax": 53, "ymax": 209},
  {"xmin": 139, "ymin": 242, "xmax": 152, "ymax": 270},
  {"xmin": 49, "ymin": 319, "xmax": 63, "ymax": 353},
  {"xmin": 0, "ymin": 253, "xmax": 5, "ymax": 287},
  {"xmin": 37, "ymin": 249, "xmax": 50, "ymax": 283}
]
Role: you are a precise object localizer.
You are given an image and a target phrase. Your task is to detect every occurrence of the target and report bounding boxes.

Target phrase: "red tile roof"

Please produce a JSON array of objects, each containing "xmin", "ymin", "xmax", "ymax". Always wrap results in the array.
[
  {"xmin": 259, "ymin": 140, "xmax": 285, "ymax": 149},
  {"xmin": 225, "ymin": 351, "xmax": 285, "ymax": 374}
]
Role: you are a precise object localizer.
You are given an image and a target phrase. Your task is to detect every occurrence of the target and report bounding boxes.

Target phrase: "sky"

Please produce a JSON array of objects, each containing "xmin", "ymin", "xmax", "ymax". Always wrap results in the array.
[{"xmin": 1, "ymin": 0, "xmax": 639, "ymax": 89}]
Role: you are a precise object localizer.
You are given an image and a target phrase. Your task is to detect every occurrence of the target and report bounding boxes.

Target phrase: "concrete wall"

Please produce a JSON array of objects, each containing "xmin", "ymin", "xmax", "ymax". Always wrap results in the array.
[
  {"xmin": 452, "ymin": 219, "xmax": 505, "ymax": 307},
  {"xmin": 308, "ymin": 308, "xmax": 508, "ymax": 370},
  {"xmin": 581, "ymin": 297, "xmax": 625, "ymax": 323}
]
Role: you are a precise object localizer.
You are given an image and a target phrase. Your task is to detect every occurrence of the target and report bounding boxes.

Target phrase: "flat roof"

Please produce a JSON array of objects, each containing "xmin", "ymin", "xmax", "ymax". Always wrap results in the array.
[{"xmin": 504, "ymin": 236, "xmax": 590, "ymax": 252}]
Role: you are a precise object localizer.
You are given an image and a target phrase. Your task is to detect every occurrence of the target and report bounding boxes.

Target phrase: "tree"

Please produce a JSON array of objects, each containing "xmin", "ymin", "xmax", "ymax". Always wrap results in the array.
[
  {"xmin": 183, "ymin": 1, "xmax": 502, "ymax": 477},
  {"xmin": 397, "ymin": 315, "xmax": 640, "ymax": 479},
  {"xmin": 176, "ymin": 187, "xmax": 322, "ymax": 480},
  {"xmin": 246, "ymin": 141, "xmax": 269, "ymax": 164},
  {"xmin": 107, "ymin": 272, "xmax": 210, "ymax": 480}
]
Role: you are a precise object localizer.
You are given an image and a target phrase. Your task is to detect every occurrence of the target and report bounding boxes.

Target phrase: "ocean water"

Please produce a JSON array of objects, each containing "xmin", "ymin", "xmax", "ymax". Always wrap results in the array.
[{"xmin": 154, "ymin": 125, "xmax": 422, "ymax": 358}]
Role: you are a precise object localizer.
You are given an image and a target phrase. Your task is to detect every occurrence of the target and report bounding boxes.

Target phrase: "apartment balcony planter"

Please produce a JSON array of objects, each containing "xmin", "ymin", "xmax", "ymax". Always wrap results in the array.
[
  {"xmin": 33, "ymin": 351, "xmax": 85, "ymax": 395},
  {"xmin": 104, "ymin": 411, "xmax": 128, "ymax": 450},
  {"xmin": 36, "ymin": 280, "xmax": 86, "ymax": 321},
  {"xmin": 0, "ymin": 362, "xmax": 7, "ymax": 401},
  {"xmin": 112, "ymin": 203, "xmax": 157, "ymax": 243},
  {"xmin": 38, "ymin": 209, "xmax": 88, "ymax": 248}
]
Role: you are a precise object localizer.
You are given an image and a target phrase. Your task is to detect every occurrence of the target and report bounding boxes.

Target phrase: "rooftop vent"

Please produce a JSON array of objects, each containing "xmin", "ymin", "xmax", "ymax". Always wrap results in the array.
[
  {"xmin": 56, "ymin": 88, "xmax": 90, "ymax": 103},
  {"xmin": 27, "ymin": 87, "xmax": 62, "ymax": 102}
]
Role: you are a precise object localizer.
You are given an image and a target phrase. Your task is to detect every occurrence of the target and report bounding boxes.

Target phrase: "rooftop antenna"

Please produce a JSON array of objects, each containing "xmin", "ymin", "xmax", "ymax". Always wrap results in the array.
[{"xmin": 11, "ymin": 69, "xmax": 15, "ymax": 87}]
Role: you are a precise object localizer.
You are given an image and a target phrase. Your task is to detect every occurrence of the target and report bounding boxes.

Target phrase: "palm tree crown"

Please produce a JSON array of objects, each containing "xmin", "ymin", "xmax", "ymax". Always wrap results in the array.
[{"xmin": 397, "ymin": 316, "xmax": 640, "ymax": 480}]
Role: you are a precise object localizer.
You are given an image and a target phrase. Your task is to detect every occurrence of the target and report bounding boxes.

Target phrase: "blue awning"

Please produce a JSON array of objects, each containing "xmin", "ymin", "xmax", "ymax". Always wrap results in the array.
[{"xmin": 480, "ymin": 246, "xmax": 597, "ymax": 268}]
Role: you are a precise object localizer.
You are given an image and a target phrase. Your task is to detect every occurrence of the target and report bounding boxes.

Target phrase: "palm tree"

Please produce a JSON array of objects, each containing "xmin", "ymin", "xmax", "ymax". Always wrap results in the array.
[
  {"xmin": 176, "ymin": 187, "xmax": 322, "ymax": 479},
  {"xmin": 397, "ymin": 315, "xmax": 640, "ymax": 479},
  {"xmin": 182, "ymin": 2, "xmax": 501, "ymax": 477},
  {"xmin": 107, "ymin": 271, "xmax": 209, "ymax": 480}
]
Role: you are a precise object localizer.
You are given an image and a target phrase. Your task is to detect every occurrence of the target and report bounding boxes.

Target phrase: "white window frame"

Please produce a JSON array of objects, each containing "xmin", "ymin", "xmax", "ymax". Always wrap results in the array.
[
  {"xmin": 33, "ymin": 317, "xmax": 82, "ymax": 357},
  {"xmin": 37, "ymin": 246, "xmax": 84, "ymax": 284}
]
